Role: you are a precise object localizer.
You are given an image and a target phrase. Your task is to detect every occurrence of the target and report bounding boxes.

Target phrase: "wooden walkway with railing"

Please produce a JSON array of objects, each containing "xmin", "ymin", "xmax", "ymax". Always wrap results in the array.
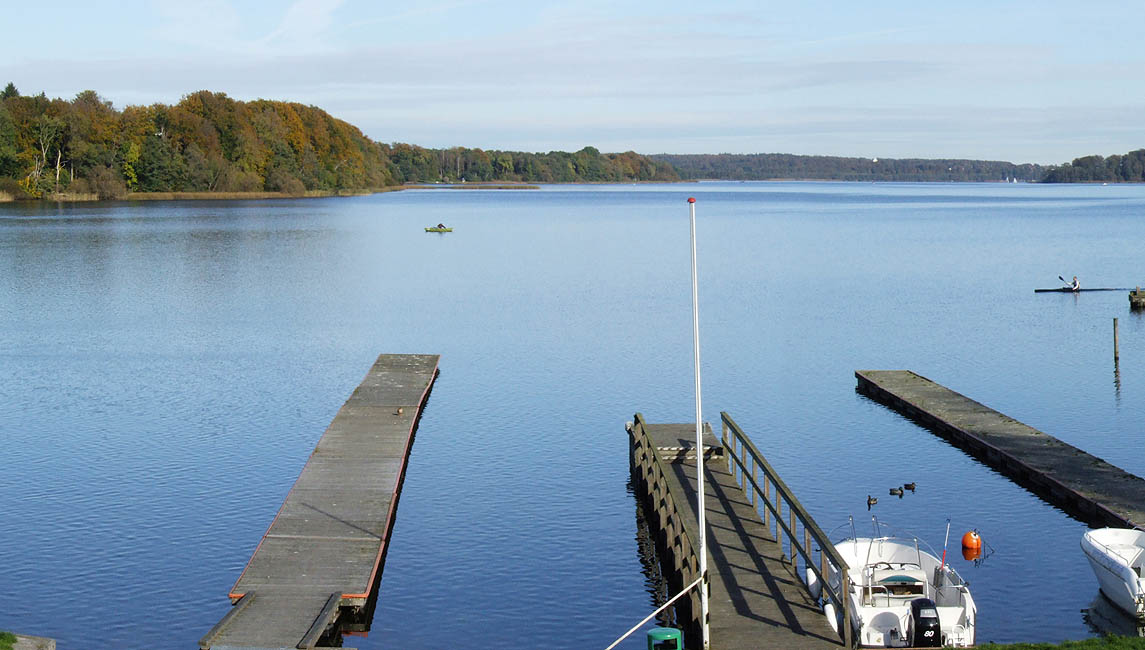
[
  {"xmin": 629, "ymin": 413, "xmax": 850, "ymax": 649},
  {"xmin": 199, "ymin": 354, "xmax": 439, "ymax": 650}
]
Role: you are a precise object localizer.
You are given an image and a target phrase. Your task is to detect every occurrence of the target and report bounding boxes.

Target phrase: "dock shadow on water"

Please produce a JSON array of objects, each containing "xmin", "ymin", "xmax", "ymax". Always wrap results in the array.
[{"xmin": 628, "ymin": 477, "xmax": 677, "ymax": 629}]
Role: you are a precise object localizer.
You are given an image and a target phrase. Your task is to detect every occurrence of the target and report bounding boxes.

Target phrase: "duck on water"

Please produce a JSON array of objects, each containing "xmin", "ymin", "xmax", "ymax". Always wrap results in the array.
[{"xmin": 817, "ymin": 517, "xmax": 976, "ymax": 648}]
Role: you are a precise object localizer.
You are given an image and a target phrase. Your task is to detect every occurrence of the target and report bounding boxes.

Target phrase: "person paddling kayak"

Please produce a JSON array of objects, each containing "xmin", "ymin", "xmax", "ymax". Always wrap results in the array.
[{"xmin": 1069, "ymin": 276, "xmax": 1080, "ymax": 291}]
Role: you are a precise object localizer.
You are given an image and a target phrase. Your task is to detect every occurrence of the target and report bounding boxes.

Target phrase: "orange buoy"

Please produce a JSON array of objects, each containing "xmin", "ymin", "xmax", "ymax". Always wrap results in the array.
[
  {"xmin": 961, "ymin": 545, "xmax": 983, "ymax": 561},
  {"xmin": 961, "ymin": 530, "xmax": 982, "ymax": 550}
]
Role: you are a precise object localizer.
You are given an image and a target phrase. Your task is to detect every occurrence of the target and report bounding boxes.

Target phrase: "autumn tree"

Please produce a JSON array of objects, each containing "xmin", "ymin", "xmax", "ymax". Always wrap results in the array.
[
  {"xmin": 0, "ymin": 85, "xmax": 680, "ymax": 197},
  {"xmin": 0, "ymin": 102, "xmax": 19, "ymax": 178}
]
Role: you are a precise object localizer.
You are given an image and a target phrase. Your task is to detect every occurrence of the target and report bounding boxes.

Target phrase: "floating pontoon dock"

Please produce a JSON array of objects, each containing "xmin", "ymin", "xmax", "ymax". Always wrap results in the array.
[{"xmin": 200, "ymin": 354, "xmax": 440, "ymax": 650}]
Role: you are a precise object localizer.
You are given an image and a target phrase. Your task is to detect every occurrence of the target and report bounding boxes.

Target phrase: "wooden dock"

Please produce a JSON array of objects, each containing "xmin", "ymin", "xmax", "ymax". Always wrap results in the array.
[
  {"xmin": 200, "ymin": 354, "xmax": 440, "ymax": 650},
  {"xmin": 631, "ymin": 418, "xmax": 841, "ymax": 649},
  {"xmin": 11, "ymin": 633, "xmax": 56, "ymax": 650},
  {"xmin": 1131, "ymin": 287, "xmax": 1145, "ymax": 309},
  {"xmin": 856, "ymin": 369, "xmax": 1145, "ymax": 528}
]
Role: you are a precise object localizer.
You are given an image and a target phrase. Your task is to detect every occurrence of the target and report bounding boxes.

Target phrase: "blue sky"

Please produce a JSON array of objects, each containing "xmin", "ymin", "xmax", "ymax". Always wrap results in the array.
[{"xmin": 2, "ymin": 0, "xmax": 1141, "ymax": 163}]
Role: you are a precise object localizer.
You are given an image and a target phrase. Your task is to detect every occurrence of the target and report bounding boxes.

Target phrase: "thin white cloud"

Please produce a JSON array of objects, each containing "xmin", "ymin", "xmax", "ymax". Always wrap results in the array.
[
  {"xmin": 256, "ymin": 0, "xmax": 345, "ymax": 52},
  {"xmin": 792, "ymin": 26, "xmax": 920, "ymax": 48},
  {"xmin": 152, "ymin": 0, "xmax": 243, "ymax": 51},
  {"xmin": 338, "ymin": 0, "xmax": 488, "ymax": 34}
]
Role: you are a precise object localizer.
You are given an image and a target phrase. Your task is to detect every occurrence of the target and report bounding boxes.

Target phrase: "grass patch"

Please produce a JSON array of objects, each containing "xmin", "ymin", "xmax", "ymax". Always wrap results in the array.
[
  {"xmin": 978, "ymin": 637, "xmax": 1145, "ymax": 649},
  {"xmin": 0, "ymin": 630, "xmax": 16, "ymax": 650}
]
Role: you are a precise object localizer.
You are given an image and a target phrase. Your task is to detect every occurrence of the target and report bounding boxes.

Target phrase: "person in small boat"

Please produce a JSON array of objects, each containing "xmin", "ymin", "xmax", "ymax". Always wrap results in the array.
[
  {"xmin": 1070, "ymin": 276, "xmax": 1080, "ymax": 291},
  {"xmin": 436, "ymin": 223, "xmax": 446, "ymax": 229}
]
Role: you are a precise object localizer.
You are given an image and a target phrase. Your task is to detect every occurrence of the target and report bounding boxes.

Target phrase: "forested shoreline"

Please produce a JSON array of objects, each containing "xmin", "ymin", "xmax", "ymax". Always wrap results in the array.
[
  {"xmin": 654, "ymin": 153, "xmax": 1048, "ymax": 182},
  {"xmin": 1040, "ymin": 149, "xmax": 1145, "ymax": 183},
  {"xmin": 657, "ymin": 150, "xmax": 1145, "ymax": 184},
  {"xmin": 0, "ymin": 84, "xmax": 678, "ymax": 200},
  {"xmin": 2, "ymin": 83, "xmax": 1143, "ymax": 201}
]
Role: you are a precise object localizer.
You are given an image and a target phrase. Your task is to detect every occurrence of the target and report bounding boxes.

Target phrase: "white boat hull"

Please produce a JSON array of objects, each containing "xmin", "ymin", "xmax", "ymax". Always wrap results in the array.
[
  {"xmin": 824, "ymin": 533, "xmax": 975, "ymax": 647},
  {"xmin": 1082, "ymin": 528, "xmax": 1145, "ymax": 619}
]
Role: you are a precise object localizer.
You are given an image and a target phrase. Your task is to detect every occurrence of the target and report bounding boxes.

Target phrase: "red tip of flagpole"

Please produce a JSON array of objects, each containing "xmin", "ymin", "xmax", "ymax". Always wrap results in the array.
[{"xmin": 687, "ymin": 197, "xmax": 696, "ymax": 203}]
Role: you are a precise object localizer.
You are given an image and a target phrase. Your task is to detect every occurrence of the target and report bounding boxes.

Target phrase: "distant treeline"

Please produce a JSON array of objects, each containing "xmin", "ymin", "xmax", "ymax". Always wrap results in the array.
[
  {"xmin": 3, "ymin": 82, "xmax": 1140, "ymax": 198},
  {"xmin": 652, "ymin": 153, "xmax": 1046, "ymax": 182},
  {"xmin": 1041, "ymin": 149, "xmax": 1145, "ymax": 183},
  {"xmin": 389, "ymin": 143, "xmax": 678, "ymax": 184},
  {"xmin": 0, "ymin": 83, "xmax": 677, "ymax": 199}
]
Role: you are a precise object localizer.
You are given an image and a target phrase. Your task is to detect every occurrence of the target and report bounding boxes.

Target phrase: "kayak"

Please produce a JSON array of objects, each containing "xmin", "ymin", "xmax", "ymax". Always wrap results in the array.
[
  {"xmin": 425, "ymin": 227, "xmax": 453, "ymax": 232},
  {"xmin": 1039, "ymin": 287, "xmax": 1126, "ymax": 291}
]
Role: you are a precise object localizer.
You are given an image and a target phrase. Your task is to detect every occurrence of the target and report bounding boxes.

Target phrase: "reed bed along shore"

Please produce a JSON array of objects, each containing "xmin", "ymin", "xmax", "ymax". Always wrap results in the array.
[
  {"xmin": 0, "ymin": 184, "xmax": 546, "ymax": 204},
  {"xmin": 5, "ymin": 190, "xmax": 354, "ymax": 203},
  {"xmin": 125, "ymin": 188, "xmax": 382, "ymax": 200}
]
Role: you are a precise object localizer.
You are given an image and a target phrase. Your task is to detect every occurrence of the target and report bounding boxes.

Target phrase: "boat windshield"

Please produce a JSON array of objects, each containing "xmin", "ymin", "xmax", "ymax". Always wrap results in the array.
[{"xmin": 829, "ymin": 517, "xmax": 944, "ymax": 560}]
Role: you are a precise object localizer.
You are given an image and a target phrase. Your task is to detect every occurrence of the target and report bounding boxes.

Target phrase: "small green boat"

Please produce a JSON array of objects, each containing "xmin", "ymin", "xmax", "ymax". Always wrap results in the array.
[{"xmin": 425, "ymin": 226, "xmax": 453, "ymax": 232}]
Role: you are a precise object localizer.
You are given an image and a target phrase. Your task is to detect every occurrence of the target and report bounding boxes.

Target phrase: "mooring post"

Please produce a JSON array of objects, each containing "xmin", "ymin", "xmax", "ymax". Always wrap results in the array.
[{"xmin": 1114, "ymin": 317, "xmax": 1120, "ymax": 360}]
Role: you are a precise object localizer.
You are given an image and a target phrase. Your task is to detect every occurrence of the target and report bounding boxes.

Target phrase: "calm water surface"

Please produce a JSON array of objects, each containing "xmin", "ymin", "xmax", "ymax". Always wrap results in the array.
[{"xmin": 2, "ymin": 182, "xmax": 1145, "ymax": 648}]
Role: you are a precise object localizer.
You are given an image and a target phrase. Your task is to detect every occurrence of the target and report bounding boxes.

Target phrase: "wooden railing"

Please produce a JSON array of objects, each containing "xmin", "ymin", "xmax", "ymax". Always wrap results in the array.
[
  {"xmin": 720, "ymin": 412, "xmax": 854, "ymax": 648},
  {"xmin": 628, "ymin": 413, "xmax": 706, "ymax": 643}
]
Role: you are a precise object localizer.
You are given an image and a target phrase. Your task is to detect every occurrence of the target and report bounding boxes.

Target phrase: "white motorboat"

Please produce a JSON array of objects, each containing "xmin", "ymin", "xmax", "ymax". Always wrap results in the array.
[
  {"xmin": 1081, "ymin": 528, "xmax": 1145, "ymax": 619},
  {"xmin": 820, "ymin": 519, "xmax": 976, "ymax": 647}
]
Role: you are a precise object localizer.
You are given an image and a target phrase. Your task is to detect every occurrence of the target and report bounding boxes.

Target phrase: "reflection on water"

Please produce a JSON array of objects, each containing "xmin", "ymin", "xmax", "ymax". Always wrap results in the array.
[
  {"xmin": 1084, "ymin": 592, "xmax": 1145, "ymax": 638},
  {"xmin": 1115, "ymin": 360, "xmax": 1122, "ymax": 403},
  {"xmin": 961, "ymin": 538, "xmax": 995, "ymax": 567},
  {"xmin": 628, "ymin": 478, "xmax": 676, "ymax": 629}
]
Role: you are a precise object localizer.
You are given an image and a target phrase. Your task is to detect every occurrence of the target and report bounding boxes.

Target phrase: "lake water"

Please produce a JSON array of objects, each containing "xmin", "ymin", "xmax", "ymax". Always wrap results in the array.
[{"xmin": 3, "ymin": 182, "xmax": 1145, "ymax": 648}]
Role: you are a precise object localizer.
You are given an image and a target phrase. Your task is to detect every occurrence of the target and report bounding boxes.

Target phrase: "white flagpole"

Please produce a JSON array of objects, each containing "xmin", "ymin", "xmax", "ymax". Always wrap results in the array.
[{"xmin": 688, "ymin": 196, "xmax": 709, "ymax": 648}]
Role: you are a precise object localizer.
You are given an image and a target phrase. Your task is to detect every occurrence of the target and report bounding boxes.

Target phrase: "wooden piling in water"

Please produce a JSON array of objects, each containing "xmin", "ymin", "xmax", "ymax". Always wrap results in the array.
[
  {"xmin": 1114, "ymin": 317, "xmax": 1120, "ymax": 360},
  {"xmin": 1131, "ymin": 287, "xmax": 1145, "ymax": 310}
]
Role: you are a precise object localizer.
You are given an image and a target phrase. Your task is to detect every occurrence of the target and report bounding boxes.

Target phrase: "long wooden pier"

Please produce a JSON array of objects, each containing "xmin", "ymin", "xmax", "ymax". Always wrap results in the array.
[
  {"xmin": 629, "ymin": 415, "xmax": 843, "ymax": 649},
  {"xmin": 200, "ymin": 354, "xmax": 440, "ymax": 650},
  {"xmin": 856, "ymin": 369, "xmax": 1145, "ymax": 528}
]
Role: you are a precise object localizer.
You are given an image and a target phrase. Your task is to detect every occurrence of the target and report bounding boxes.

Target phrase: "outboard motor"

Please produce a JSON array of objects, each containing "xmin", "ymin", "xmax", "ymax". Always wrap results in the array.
[{"xmin": 909, "ymin": 597, "xmax": 942, "ymax": 647}]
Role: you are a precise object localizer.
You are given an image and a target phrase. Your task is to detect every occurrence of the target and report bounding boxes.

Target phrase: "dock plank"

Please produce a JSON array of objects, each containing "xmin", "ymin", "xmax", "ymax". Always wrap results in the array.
[
  {"xmin": 856, "ymin": 369, "xmax": 1145, "ymax": 528},
  {"xmin": 645, "ymin": 424, "xmax": 840, "ymax": 649},
  {"xmin": 202, "ymin": 354, "xmax": 438, "ymax": 649},
  {"xmin": 207, "ymin": 591, "xmax": 335, "ymax": 647}
]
